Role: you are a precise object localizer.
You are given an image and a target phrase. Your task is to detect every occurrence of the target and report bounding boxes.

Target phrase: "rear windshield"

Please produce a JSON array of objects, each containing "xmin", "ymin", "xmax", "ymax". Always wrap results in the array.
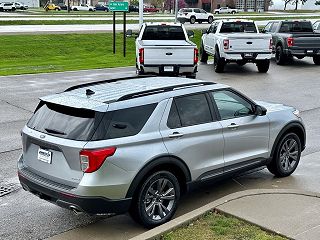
[
  {"xmin": 279, "ymin": 22, "xmax": 313, "ymax": 33},
  {"xmin": 27, "ymin": 102, "xmax": 103, "ymax": 141},
  {"xmin": 142, "ymin": 26, "xmax": 186, "ymax": 40},
  {"xmin": 220, "ymin": 22, "xmax": 257, "ymax": 33},
  {"xmin": 27, "ymin": 102, "xmax": 157, "ymax": 141}
]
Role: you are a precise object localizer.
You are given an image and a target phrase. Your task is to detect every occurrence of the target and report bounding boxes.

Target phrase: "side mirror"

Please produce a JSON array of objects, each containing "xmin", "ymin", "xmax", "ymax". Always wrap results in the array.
[
  {"xmin": 255, "ymin": 105, "xmax": 267, "ymax": 116},
  {"xmin": 187, "ymin": 30, "xmax": 194, "ymax": 38},
  {"xmin": 202, "ymin": 29, "xmax": 208, "ymax": 35},
  {"xmin": 260, "ymin": 29, "xmax": 266, "ymax": 33},
  {"xmin": 126, "ymin": 29, "xmax": 133, "ymax": 38}
]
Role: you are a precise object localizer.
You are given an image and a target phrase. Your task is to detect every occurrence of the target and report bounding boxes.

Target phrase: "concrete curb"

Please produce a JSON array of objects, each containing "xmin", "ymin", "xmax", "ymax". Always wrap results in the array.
[{"xmin": 129, "ymin": 189, "xmax": 320, "ymax": 240}]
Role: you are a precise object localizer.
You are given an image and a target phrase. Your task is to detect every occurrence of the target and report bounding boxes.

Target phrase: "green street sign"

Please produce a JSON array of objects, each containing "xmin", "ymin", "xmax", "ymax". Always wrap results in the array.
[{"xmin": 109, "ymin": 1, "xmax": 129, "ymax": 12}]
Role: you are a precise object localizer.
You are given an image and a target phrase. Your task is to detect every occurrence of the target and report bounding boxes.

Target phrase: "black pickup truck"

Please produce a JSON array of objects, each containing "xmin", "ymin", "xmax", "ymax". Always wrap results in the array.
[{"xmin": 262, "ymin": 20, "xmax": 320, "ymax": 65}]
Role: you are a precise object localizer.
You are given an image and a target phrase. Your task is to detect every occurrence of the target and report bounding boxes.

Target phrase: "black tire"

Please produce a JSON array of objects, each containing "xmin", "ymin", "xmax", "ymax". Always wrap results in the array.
[
  {"xmin": 267, "ymin": 133, "xmax": 301, "ymax": 177},
  {"xmin": 73, "ymin": 8, "xmax": 78, "ymax": 11},
  {"xmin": 313, "ymin": 56, "xmax": 320, "ymax": 65},
  {"xmin": 275, "ymin": 45, "xmax": 287, "ymax": 65},
  {"xmin": 256, "ymin": 59, "xmax": 270, "ymax": 73},
  {"xmin": 231, "ymin": 11, "xmax": 236, "ymax": 14},
  {"xmin": 129, "ymin": 171, "xmax": 180, "ymax": 228},
  {"xmin": 214, "ymin": 49, "xmax": 225, "ymax": 73},
  {"xmin": 190, "ymin": 16, "xmax": 196, "ymax": 24},
  {"xmin": 200, "ymin": 43, "xmax": 208, "ymax": 63},
  {"xmin": 296, "ymin": 56, "xmax": 304, "ymax": 60},
  {"xmin": 208, "ymin": 16, "xmax": 213, "ymax": 24}
]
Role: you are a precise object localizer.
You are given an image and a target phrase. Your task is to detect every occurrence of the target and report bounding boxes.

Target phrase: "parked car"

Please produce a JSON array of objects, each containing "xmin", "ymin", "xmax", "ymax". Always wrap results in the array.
[
  {"xmin": 201, "ymin": 19, "xmax": 273, "ymax": 73},
  {"xmin": 129, "ymin": 5, "xmax": 139, "ymax": 12},
  {"xmin": 71, "ymin": 4, "xmax": 95, "ymax": 11},
  {"xmin": 313, "ymin": 20, "xmax": 320, "ymax": 33},
  {"xmin": 143, "ymin": 5, "xmax": 159, "ymax": 12},
  {"xmin": 95, "ymin": 3, "xmax": 108, "ymax": 11},
  {"xmin": 0, "ymin": 2, "xmax": 16, "ymax": 11},
  {"xmin": 14, "ymin": 2, "xmax": 28, "ymax": 10},
  {"xmin": 177, "ymin": 8, "xmax": 214, "ymax": 24},
  {"xmin": 18, "ymin": 75, "xmax": 306, "ymax": 227},
  {"xmin": 45, "ymin": 3, "xmax": 61, "ymax": 11},
  {"xmin": 134, "ymin": 22, "xmax": 198, "ymax": 78},
  {"xmin": 214, "ymin": 7, "xmax": 238, "ymax": 14},
  {"xmin": 262, "ymin": 20, "xmax": 320, "ymax": 65},
  {"xmin": 57, "ymin": 3, "xmax": 70, "ymax": 10}
]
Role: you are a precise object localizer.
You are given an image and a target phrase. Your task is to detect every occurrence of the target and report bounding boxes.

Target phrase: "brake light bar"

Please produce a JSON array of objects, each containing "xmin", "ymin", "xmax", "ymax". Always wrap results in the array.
[
  {"xmin": 287, "ymin": 37, "xmax": 294, "ymax": 47},
  {"xmin": 194, "ymin": 48, "xmax": 199, "ymax": 64},
  {"xmin": 80, "ymin": 147, "xmax": 116, "ymax": 173},
  {"xmin": 139, "ymin": 48, "xmax": 144, "ymax": 65},
  {"xmin": 223, "ymin": 39, "xmax": 229, "ymax": 50}
]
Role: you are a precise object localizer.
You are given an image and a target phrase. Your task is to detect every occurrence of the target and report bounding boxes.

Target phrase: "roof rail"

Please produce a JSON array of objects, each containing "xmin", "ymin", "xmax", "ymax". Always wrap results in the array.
[
  {"xmin": 116, "ymin": 82, "xmax": 215, "ymax": 102},
  {"xmin": 64, "ymin": 75, "xmax": 158, "ymax": 92}
]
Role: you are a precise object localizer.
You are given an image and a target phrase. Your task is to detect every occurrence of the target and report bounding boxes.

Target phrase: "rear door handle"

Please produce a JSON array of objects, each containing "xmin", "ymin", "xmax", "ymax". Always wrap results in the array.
[
  {"xmin": 168, "ymin": 132, "xmax": 184, "ymax": 138},
  {"xmin": 227, "ymin": 123, "xmax": 239, "ymax": 129}
]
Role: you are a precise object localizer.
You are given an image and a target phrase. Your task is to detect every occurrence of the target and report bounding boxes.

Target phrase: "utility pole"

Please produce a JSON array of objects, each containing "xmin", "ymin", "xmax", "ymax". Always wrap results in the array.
[
  {"xmin": 174, "ymin": 0, "xmax": 178, "ymax": 23},
  {"xmin": 139, "ymin": 0, "xmax": 143, "ymax": 28}
]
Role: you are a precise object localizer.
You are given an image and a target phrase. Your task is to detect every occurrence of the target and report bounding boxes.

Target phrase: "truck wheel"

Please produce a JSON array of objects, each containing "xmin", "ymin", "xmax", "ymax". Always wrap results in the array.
[
  {"xmin": 275, "ymin": 45, "xmax": 287, "ymax": 65},
  {"xmin": 214, "ymin": 50, "xmax": 225, "ymax": 73},
  {"xmin": 313, "ymin": 56, "xmax": 320, "ymax": 65},
  {"xmin": 208, "ymin": 16, "xmax": 213, "ymax": 24},
  {"xmin": 267, "ymin": 133, "xmax": 301, "ymax": 177},
  {"xmin": 200, "ymin": 43, "xmax": 208, "ymax": 63},
  {"xmin": 129, "ymin": 171, "xmax": 180, "ymax": 228},
  {"xmin": 232, "ymin": 11, "xmax": 236, "ymax": 14},
  {"xmin": 256, "ymin": 59, "xmax": 270, "ymax": 73},
  {"xmin": 190, "ymin": 16, "xmax": 196, "ymax": 24}
]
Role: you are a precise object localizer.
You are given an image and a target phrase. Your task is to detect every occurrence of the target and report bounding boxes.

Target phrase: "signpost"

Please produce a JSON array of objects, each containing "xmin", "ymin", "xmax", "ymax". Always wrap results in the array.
[{"xmin": 109, "ymin": 1, "xmax": 129, "ymax": 57}]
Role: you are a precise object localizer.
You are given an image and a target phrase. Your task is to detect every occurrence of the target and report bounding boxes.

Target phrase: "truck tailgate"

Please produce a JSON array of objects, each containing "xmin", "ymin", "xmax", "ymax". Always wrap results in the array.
[
  {"xmin": 140, "ymin": 40, "xmax": 195, "ymax": 65},
  {"xmin": 292, "ymin": 34, "xmax": 320, "ymax": 49},
  {"xmin": 226, "ymin": 33, "xmax": 271, "ymax": 52}
]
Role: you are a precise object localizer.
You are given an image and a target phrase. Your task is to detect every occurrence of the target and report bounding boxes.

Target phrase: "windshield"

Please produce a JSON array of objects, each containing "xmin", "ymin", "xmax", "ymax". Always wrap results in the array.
[
  {"xmin": 142, "ymin": 26, "xmax": 186, "ymax": 40},
  {"xmin": 220, "ymin": 22, "xmax": 257, "ymax": 33},
  {"xmin": 279, "ymin": 22, "xmax": 314, "ymax": 33}
]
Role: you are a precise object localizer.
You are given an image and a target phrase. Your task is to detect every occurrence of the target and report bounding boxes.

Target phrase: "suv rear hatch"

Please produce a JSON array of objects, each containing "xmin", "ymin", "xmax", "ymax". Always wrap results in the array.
[{"xmin": 21, "ymin": 101, "xmax": 105, "ymax": 188}]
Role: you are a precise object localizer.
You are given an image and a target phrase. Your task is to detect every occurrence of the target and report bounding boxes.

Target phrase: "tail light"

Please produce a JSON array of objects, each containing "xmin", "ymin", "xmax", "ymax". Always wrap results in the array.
[
  {"xmin": 223, "ymin": 39, "xmax": 229, "ymax": 50},
  {"xmin": 80, "ymin": 147, "xmax": 116, "ymax": 173},
  {"xmin": 194, "ymin": 48, "xmax": 199, "ymax": 64},
  {"xmin": 287, "ymin": 37, "xmax": 294, "ymax": 47},
  {"xmin": 269, "ymin": 38, "xmax": 273, "ymax": 50},
  {"xmin": 139, "ymin": 48, "xmax": 144, "ymax": 65}
]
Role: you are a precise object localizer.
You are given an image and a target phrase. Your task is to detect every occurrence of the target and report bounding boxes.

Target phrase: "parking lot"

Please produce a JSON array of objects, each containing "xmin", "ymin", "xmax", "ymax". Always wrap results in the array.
[{"xmin": 0, "ymin": 57, "xmax": 319, "ymax": 239}]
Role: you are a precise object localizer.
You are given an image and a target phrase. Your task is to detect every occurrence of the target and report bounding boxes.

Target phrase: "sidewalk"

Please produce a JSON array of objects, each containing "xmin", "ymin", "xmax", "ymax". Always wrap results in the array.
[{"xmin": 131, "ymin": 189, "xmax": 320, "ymax": 240}]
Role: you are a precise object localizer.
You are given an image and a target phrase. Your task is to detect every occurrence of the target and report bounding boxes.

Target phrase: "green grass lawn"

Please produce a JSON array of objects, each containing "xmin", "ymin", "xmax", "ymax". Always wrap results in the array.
[
  {"xmin": 0, "ymin": 31, "xmax": 203, "ymax": 76},
  {"xmin": 163, "ymin": 212, "xmax": 287, "ymax": 240}
]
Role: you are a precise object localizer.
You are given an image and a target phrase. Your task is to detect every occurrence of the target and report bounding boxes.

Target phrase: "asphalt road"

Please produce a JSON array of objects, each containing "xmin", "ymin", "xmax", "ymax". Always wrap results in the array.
[{"xmin": 0, "ymin": 58, "xmax": 320, "ymax": 240}]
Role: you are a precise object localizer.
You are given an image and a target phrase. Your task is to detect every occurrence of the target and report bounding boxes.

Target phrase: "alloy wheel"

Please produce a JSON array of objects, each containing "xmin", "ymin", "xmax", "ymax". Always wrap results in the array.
[{"xmin": 279, "ymin": 138, "xmax": 299, "ymax": 172}]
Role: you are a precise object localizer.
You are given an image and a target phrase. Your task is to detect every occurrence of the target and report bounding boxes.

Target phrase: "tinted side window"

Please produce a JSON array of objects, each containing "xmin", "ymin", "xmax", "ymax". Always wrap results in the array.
[
  {"xmin": 194, "ymin": 9, "xmax": 200, "ymax": 13},
  {"xmin": 211, "ymin": 90, "xmax": 254, "ymax": 120},
  {"xmin": 167, "ymin": 102, "xmax": 181, "ymax": 129},
  {"xmin": 174, "ymin": 94, "xmax": 212, "ymax": 127},
  {"xmin": 92, "ymin": 104, "xmax": 157, "ymax": 140}
]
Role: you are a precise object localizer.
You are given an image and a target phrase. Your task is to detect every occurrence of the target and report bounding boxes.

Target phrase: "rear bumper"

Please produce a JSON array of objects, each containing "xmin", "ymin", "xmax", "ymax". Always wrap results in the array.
[
  {"xmin": 140, "ymin": 64, "xmax": 197, "ymax": 76},
  {"xmin": 223, "ymin": 52, "xmax": 272, "ymax": 61},
  {"xmin": 286, "ymin": 48, "xmax": 320, "ymax": 57},
  {"xmin": 18, "ymin": 167, "xmax": 131, "ymax": 215}
]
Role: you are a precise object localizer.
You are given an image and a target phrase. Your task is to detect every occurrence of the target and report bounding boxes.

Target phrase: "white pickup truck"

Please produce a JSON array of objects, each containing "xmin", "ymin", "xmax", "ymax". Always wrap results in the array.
[
  {"xmin": 135, "ymin": 23, "xmax": 198, "ymax": 78},
  {"xmin": 201, "ymin": 19, "xmax": 273, "ymax": 73}
]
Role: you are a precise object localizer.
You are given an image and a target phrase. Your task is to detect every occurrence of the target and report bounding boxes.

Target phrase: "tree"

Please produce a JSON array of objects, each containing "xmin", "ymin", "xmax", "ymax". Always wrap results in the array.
[
  {"xmin": 283, "ymin": 0, "xmax": 293, "ymax": 10},
  {"xmin": 315, "ymin": 0, "xmax": 320, "ymax": 5},
  {"xmin": 293, "ymin": 0, "xmax": 307, "ymax": 10},
  {"xmin": 131, "ymin": 0, "xmax": 139, "ymax": 5},
  {"xmin": 164, "ymin": 0, "xmax": 185, "ymax": 11}
]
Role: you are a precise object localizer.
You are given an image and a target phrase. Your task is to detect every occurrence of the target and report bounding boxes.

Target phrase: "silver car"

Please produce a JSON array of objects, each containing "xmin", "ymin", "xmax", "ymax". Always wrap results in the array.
[{"xmin": 18, "ymin": 76, "xmax": 306, "ymax": 227}]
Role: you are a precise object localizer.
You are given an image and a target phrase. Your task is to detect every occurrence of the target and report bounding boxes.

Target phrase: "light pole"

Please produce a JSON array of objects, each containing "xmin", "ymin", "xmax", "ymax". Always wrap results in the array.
[
  {"xmin": 139, "ymin": 0, "xmax": 143, "ymax": 27},
  {"xmin": 174, "ymin": 0, "xmax": 178, "ymax": 23}
]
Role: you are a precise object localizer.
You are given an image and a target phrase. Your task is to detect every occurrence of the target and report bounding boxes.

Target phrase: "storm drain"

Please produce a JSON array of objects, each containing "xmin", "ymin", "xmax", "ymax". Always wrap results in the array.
[{"xmin": 0, "ymin": 184, "xmax": 18, "ymax": 197}]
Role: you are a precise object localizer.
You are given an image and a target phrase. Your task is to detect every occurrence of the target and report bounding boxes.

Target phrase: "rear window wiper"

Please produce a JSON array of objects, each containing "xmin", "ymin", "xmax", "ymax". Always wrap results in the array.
[{"xmin": 45, "ymin": 128, "xmax": 66, "ymax": 135}]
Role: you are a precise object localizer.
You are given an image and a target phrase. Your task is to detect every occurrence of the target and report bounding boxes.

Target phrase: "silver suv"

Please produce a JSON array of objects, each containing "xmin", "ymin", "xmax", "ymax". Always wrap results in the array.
[{"xmin": 18, "ymin": 76, "xmax": 306, "ymax": 227}]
